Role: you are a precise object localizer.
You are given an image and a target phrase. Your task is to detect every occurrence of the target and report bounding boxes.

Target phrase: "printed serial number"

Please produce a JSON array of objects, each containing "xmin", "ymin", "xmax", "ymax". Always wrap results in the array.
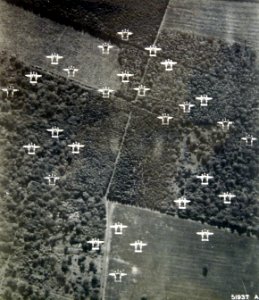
[{"xmin": 231, "ymin": 295, "xmax": 250, "ymax": 300}]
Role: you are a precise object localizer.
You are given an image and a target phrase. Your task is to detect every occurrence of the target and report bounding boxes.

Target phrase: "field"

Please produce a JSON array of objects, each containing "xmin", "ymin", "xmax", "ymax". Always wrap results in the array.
[
  {"xmin": 105, "ymin": 202, "xmax": 259, "ymax": 300},
  {"xmin": 164, "ymin": 0, "xmax": 259, "ymax": 53},
  {"xmin": 0, "ymin": 0, "xmax": 121, "ymax": 89}
]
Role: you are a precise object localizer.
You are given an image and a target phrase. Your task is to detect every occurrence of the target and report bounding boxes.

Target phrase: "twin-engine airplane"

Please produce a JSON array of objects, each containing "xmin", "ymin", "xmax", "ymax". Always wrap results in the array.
[
  {"xmin": 157, "ymin": 113, "xmax": 173, "ymax": 125},
  {"xmin": 195, "ymin": 95, "xmax": 212, "ymax": 107},
  {"xmin": 196, "ymin": 229, "xmax": 214, "ymax": 241},
  {"xmin": 130, "ymin": 240, "xmax": 147, "ymax": 253},
  {"xmin": 25, "ymin": 72, "xmax": 42, "ymax": 84},
  {"xmin": 46, "ymin": 53, "xmax": 63, "ymax": 65},
  {"xmin": 109, "ymin": 270, "xmax": 127, "ymax": 282},
  {"xmin": 160, "ymin": 59, "xmax": 177, "ymax": 71},
  {"xmin": 117, "ymin": 29, "xmax": 133, "ymax": 41},
  {"xmin": 110, "ymin": 222, "xmax": 128, "ymax": 235},
  {"xmin": 145, "ymin": 45, "xmax": 162, "ymax": 57},
  {"xmin": 87, "ymin": 239, "xmax": 104, "ymax": 250},
  {"xmin": 46, "ymin": 127, "xmax": 64, "ymax": 139},
  {"xmin": 1, "ymin": 85, "xmax": 19, "ymax": 97},
  {"xmin": 196, "ymin": 173, "xmax": 213, "ymax": 185},
  {"xmin": 68, "ymin": 142, "xmax": 85, "ymax": 154},
  {"xmin": 23, "ymin": 143, "xmax": 40, "ymax": 155}
]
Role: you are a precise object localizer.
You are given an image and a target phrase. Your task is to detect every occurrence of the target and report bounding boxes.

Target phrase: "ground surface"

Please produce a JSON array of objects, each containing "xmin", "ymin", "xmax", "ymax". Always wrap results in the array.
[
  {"xmin": 0, "ymin": 0, "xmax": 121, "ymax": 89},
  {"xmin": 105, "ymin": 202, "xmax": 259, "ymax": 300}
]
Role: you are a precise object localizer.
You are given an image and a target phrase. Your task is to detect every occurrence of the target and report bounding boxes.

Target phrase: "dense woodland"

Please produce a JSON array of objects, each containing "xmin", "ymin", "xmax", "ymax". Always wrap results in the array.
[
  {"xmin": 0, "ymin": 51, "xmax": 122, "ymax": 299},
  {"xmin": 109, "ymin": 31, "xmax": 259, "ymax": 237},
  {"xmin": 3, "ymin": 0, "xmax": 168, "ymax": 47}
]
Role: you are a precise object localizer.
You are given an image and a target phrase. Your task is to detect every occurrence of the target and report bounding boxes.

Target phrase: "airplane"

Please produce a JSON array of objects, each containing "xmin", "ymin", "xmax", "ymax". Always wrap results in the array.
[
  {"xmin": 109, "ymin": 270, "xmax": 127, "ymax": 282},
  {"xmin": 98, "ymin": 87, "xmax": 115, "ymax": 98},
  {"xmin": 1, "ymin": 85, "xmax": 19, "ymax": 97},
  {"xmin": 196, "ymin": 229, "xmax": 214, "ymax": 241},
  {"xmin": 110, "ymin": 222, "xmax": 128, "ymax": 235},
  {"xmin": 196, "ymin": 173, "xmax": 213, "ymax": 185},
  {"xmin": 25, "ymin": 72, "xmax": 42, "ymax": 84},
  {"xmin": 174, "ymin": 196, "xmax": 191, "ymax": 209},
  {"xmin": 46, "ymin": 127, "xmax": 64, "ymax": 139},
  {"xmin": 23, "ymin": 143, "xmax": 40, "ymax": 155},
  {"xmin": 117, "ymin": 71, "xmax": 134, "ymax": 83},
  {"xmin": 130, "ymin": 240, "xmax": 147, "ymax": 253},
  {"xmin": 133, "ymin": 85, "xmax": 150, "ymax": 97},
  {"xmin": 117, "ymin": 29, "xmax": 133, "ymax": 41},
  {"xmin": 68, "ymin": 142, "xmax": 85, "ymax": 154},
  {"xmin": 98, "ymin": 42, "xmax": 114, "ymax": 55},
  {"xmin": 218, "ymin": 192, "xmax": 236, "ymax": 204},
  {"xmin": 179, "ymin": 102, "xmax": 195, "ymax": 113},
  {"xmin": 157, "ymin": 113, "xmax": 173, "ymax": 125},
  {"xmin": 195, "ymin": 95, "xmax": 213, "ymax": 107},
  {"xmin": 160, "ymin": 59, "xmax": 177, "ymax": 71},
  {"xmin": 46, "ymin": 53, "xmax": 63, "ymax": 65},
  {"xmin": 217, "ymin": 119, "xmax": 234, "ymax": 130},
  {"xmin": 44, "ymin": 174, "xmax": 60, "ymax": 186},
  {"xmin": 144, "ymin": 45, "xmax": 162, "ymax": 57},
  {"xmin": 87, "ymin": 239, "xmax": 104, "ymax": 250},
  {"xmin": 241, "ymin": 135, "xmax": 257, "ymax": 146},
  {"xmin": 63, "ymin": 66, "xmax": 79, "ymax": 77}
]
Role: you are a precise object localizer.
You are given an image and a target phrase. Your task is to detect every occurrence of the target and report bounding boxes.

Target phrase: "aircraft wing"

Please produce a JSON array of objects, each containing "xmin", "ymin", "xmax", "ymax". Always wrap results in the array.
[
  {"xmin": 1, "ymin": 88, "xmax": 8, "ymax": 92},
  {"xmin": 108, "ymin": 273, "xmax": 115, "ymax": 277}
]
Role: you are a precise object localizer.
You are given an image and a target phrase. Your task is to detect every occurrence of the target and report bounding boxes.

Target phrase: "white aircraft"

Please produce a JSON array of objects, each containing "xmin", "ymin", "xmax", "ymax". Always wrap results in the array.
[
  {"xmin": 195, "ymin": 95, "xmax": 213, "ymax": 107},
  {"xmin": 68, "ymin": 142, "xmax": 85, "ymax": 154},
  {"xmin": 98, "ymin": 42, "xmax": 114, "ymax": 55},
  {"xmin": 117, "ymin": 71, "xmax": 134, "ymax": 83},
  {"xmin": 63, "ymin": 66, "xmax": 79, "ymax": 77},
  {"xmin": 1, "ymin": 85, "xmax": 19, "ymax": 97},
  {"xmin": 117, "ymin": 29, "xmax": 133, "ymax": 41},
  {"xmin": 130, "ymin": 240, "xmax": 147, "ymax": 253},
  {"xmin": 46, "ymin": 53, "xmax": 63, "ymax": 65},
  {"xmin": 179, "ymin": 102, "xmax": 195, "ymax": 113},
  {"xmin": 87, "ymin": 239, "xmax": 104, "ymax": 250},
  {"xmin": 160, "ymin": 59, "xmax": 177, "ymax": 71},
  {"xmin": 23, "ymin": 143, "xmax": 40, "ymax": 155},
  {"xmin": 157, "ymin": 113, "xmax": 173, "ymax": 125},
  {"xmin": 196, "ymin": 173, "xmax": 213, "ymax": 185},
  {"xmin": 218, "ymin": 192, "xmax": 236, "ymax": 204},
  {"xmin": 46, "ymin": 127, "xmax": 64, "ymax": 139},
  {"xmin": 174, "ymin": 196, "xmax": 191, "ymax": 209},
  {"xmin": 196, "ymin": 229, "xmax": 214, "ymax": 242},
  {"xmin": 241, "ymin": 135, "xmax": 257, "ymax": 146},
  {"xmin": 98, "ymin": 87, "xmax": 115, "ymax": 98},
  {"xmin": 44, "ymin": 174, "xmax": 60, "ymax": 186},
  {"xmin": 25, "ymin": 72, "xmax": 42, "ymax": 84},
  {"xmin": 145, "ymin": 45, "xmax": 162, "ymax": 57},
  {"xmin": 133, "ymin": 85, "xmax": 150, "ymax": 97},
  {"xmin": 110, "ymin": 222, "xmax": 128, "ymax": 235},
  {"xmin": 217, "ymin": 119, "xmax": 234, "ymax": 130},
  {"xmin": 109, "ymin": 270, "xmax": 127, "ymax": 282}
]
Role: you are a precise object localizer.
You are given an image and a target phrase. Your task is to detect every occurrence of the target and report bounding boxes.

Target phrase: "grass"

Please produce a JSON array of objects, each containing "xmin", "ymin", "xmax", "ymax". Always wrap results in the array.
[{"xmin": 105, "ymin": 202, "xmax": 259, "ymax": 300}]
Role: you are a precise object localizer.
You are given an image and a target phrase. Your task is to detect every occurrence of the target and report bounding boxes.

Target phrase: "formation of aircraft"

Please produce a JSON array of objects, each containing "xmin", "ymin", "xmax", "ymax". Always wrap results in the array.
[
  {"xmin": 160, "ymin": 59, "xmax": 177, "ymax": 71},
  {"xmin": 117, "ymin": 29, "xmax": 133, "ymax": 41},
  {"xmin": 179, "ymin": 102, "xmax": 195, "ymax": 113},
  {"xmin": 63, "ymin": 66, "xmax": 79, "ymax": 77},
  {"xmin": 130, "ymin": 240, "xmax": 147, "ymax": 253},
  {"xmin": 110, "ymin": 222, "xmax": 128, "ymax": 235},
  {"xmin": 196, "ymin": 230, "xmax": 214, "ymax": 241},
  {"xmin": 174, "ymin": 196, "xmax": 191, "ymax": 209},
  {"xmin": 98, "ymin": 87, "xmax": 115, "ymax": 98},
  {"xmin": 133, "ymin": 84, "xmax": 150, "ymax": 97},
  {"xmin": 44, "ymin": 174, "xmax": 60, "ymax": 186},
  {"xmin": 1, "ymin": 85, "xmax": 19, "ymax": 97},
  {"xmin": 196, "ymin": 173, "xmax": 213, "ymax": 185},
  {"xmin": 25, "ymin": 72, "xmax": 42, "ymax": 84},
  {"xmin": 87, "ymin": 239, "xmax": 104, "ymax": 251},
  {"xmin": 145, "ymin": 45, "xmax": 162, "ymax": 57},
  {"xmin": 117, "ymin": 71, "xmax": 134, "ymax": 83},
  {"xmin": 98, "ymin": 42, "xmax": 114, "ymax": 55},
  {"xmin": 109, "ymin": 270, "xmax": 127, "ymax": 282},
  {"xmin": 217, "ymin": 119, "xmax": 234, "ymax": 130},
  {"xmin": 68, "ymin": 142, "xmax": 85, "ymax": 154},
  {"xmin": 46, "ymin": 127, "xmax": 64, "ymax": 139},
  {"xmin": 23, "ymin": 143, "xmax": 40, "ymax": 155},
  {"xmin": 157, "ymin": 113, "xmax": 173, "ymax": 125},
  {"xmin": 218, "ymin": 192, "xmax": 236, "ymax": 204},
  {"xmin": 241, "ymin": 135, "xmax": 257, "ymax": 146},
  {"xmin": 46, "ymin": 53, "xmax": 63, "ymax": 65},
  {"xmin": 195, "ymin": 95, "xmax": 212, "ymax": 107}
]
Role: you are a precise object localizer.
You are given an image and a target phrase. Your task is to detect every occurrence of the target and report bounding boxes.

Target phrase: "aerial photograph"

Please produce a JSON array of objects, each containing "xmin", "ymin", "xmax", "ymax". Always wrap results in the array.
[{"xmin": 0, "ymin": 0, "xmax": 258, "ymax": 299}]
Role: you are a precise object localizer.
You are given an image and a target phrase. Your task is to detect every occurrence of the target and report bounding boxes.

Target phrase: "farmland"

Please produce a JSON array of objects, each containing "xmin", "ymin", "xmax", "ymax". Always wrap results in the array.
[
  {"xmin": 0, "ymin": 0, "xmax": 121, "ymax": 89},
  {"xmin": 105, "ymin": 202, "xmax": 259, "ymax": 300}
]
